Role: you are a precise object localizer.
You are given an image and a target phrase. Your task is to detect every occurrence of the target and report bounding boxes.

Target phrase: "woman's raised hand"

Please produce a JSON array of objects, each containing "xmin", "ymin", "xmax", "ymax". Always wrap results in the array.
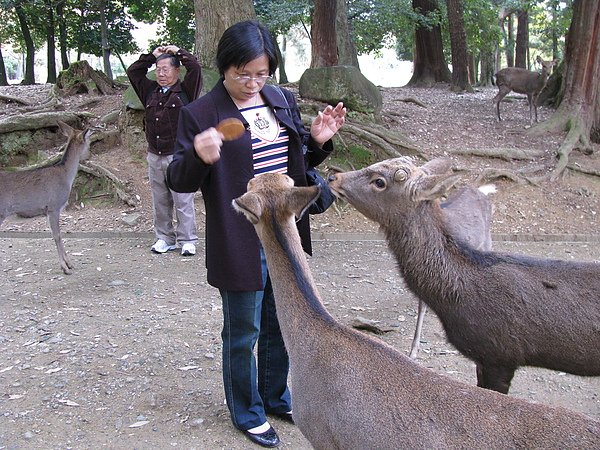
[{"xmin": 310, "ymin": 102, "xmax": 346, "ymax": 146}]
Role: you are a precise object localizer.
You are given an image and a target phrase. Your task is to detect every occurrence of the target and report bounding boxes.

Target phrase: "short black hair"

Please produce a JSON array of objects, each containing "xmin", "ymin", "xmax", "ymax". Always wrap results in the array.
[
  {"xmin": 156, "ymin": 54, "xmax": 180, "ymax": 68},
  {"xmin": 216, "ymin": 20, "xmax": 278, "ymax": 76}
]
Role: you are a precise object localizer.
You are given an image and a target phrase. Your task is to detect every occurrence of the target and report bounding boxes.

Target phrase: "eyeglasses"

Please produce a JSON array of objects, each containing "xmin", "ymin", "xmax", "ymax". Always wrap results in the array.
[
  {"xmin": 156, "ymin": 67, "xmax": 175, "ymax": 75},
  {"xmin": 231, "ymin": 74, "xmax": 273, "ymax": 84}
]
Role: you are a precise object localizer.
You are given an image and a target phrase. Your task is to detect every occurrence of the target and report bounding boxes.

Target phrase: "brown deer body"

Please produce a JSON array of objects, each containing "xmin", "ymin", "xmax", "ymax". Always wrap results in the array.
[
  {"xmin": 0, "ymin": 122, "xmax": 92, "ymax": 274},
  {"xmin": 493, "ymin": 56, "xmax": 557, "ymax": 125},
  {"xmin": 410, "ymin": 182, "xmax": 494, "ymax": 358},
  {"xmin": 233, "ymin": 173, "xmax": 600, "ymax": 449},
  {"xmin": 328, "ymin": 158, "xmax": 600, "ymax": 395}
]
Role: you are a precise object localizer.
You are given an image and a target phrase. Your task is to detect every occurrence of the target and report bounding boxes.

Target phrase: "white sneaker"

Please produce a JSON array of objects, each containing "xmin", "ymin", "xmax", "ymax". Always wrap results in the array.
[
  {"xmin": 181, "ymin": 243, "xmax": 196, "ymax": 256},
  {"xmin": 151, "ymin": 239, "xmax": 177, "ymax": 254}
]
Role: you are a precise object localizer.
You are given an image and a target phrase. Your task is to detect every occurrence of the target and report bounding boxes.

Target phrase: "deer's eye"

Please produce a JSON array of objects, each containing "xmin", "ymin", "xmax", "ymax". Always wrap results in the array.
[{"xmin": 372, "ymin": 178, "xmax": 386, "ymax": 189}]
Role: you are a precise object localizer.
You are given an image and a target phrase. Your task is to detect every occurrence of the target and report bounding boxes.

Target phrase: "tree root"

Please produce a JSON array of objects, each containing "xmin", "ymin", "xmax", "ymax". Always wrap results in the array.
[
  {"xmin": 339, "ymin": 122, "xmax": 422, "ymax": 157},
  {"xmin": 527, "ymin": 104, "xmax": 593, "ymax": 181},
  {"xmin": 0, "ymin": 93, "xmax": 31, "ymax": 105},
  {"xmin": 446, "ymin": 147, "xmax": 546, "ymax": 161},
  {"xmin": 79, "ymin": 161, "xmax": 138, "ymax": 207},
  {"xmin": 394, "ymin": 97, "xmax": 428, "ymax": 108}
]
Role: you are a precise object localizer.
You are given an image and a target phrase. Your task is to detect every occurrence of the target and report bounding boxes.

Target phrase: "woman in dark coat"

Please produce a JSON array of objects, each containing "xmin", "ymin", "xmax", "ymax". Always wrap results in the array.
[{"xmin": 167, "ymin": 20, "xmax": 345, "ymax": 448}]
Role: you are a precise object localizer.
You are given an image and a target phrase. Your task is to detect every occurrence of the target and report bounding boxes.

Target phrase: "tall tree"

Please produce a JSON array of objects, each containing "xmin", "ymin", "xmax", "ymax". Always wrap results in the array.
[
  {"xmin": 447, "ymin": 0, "xmax": 472, "ymax": 92},
  {"xmin": 0, "ymin": 46, "xmax": 8, "ymax": 86},
  {"xmin": 515, "ymin": 8, "xmax": 528, "ymax": 68},
  {"xmin": 498, "ymin": 7, "xmax": 514, "ymax": 68},
  {"xmin": 336, "ymin": 0, "xmax": 359, "ymax": 68},
  {"xmin": 310, "ymin": 0, "xmax": 337, "ymax": 67},
  {"xmin": 193, "ymin": 0, "xmax": 255, "ymax": 70},
  {"xmin": 98, "ymin": 0, "xmax": 112, "ymax": 79},
  {"xmin": 45, "ymin": 0, "xmax": 57, "ymax": 83},
  {"xmin": 255, "ymin": 0, "xmax": 311, "ymax": 83},
  {"xmin": 532, "ymin": 0, "xmax": 600, "ymax": 179},
  {"xmin": 56, "ymin": 0, "xmax": 69, "ymax": 69},
  {"xmin": 13, "ymin": 2, "xmax": 35, "ymax": 84},
  {"xmin": 407, "ymin": 0, "xmax": 451, "ymax": 86}
]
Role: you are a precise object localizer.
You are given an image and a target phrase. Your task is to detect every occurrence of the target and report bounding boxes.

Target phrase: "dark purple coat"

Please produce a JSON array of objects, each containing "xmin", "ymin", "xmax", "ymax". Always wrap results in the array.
[
  {"xmin": 126, "ymin": 49, "xmax": 202, "ymax": 155},
  {"xmin": 167, "ymin": 81, "xmax": 333, "ymax": 291}
]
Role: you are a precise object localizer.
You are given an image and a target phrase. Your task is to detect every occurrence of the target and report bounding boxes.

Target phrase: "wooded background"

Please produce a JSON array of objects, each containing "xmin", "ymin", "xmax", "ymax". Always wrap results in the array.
[{"xmin": 1, "ymin": 0, "xmax": 599, "ymax": 177}]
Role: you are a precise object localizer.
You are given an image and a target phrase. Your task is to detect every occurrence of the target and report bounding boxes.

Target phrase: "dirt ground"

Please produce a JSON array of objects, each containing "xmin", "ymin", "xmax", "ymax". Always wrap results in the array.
[{"xmin": 1, "ymin": 82, "xmax": 600, "ymax": 449}]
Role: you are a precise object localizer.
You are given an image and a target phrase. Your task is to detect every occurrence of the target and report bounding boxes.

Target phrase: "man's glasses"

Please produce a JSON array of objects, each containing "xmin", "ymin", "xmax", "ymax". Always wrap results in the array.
[{"xmin": 231, "ymin": 74, "xmax": 273, "ymax": 84}]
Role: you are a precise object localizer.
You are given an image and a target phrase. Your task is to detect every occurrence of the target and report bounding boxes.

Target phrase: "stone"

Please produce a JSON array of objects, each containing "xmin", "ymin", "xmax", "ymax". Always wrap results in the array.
[{"xmin": 299, "ymin": 66, "xmax": 383, "ymax": 115}]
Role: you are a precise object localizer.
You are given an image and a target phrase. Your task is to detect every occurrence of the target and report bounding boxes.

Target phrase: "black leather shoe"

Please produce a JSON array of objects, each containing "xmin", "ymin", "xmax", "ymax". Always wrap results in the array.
[
  {"xmin": 242, "ymin": 426, "xmax": 280, "ymax": 448},
  {"xmin": 271, "ymin": 411, "xmax": 294, "ymax": 424}
]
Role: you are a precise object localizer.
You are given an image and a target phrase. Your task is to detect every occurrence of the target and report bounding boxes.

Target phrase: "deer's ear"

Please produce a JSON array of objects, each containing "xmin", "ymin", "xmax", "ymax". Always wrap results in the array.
[
  {"xmin": 291, "ymin": 185, "xmax": 320, "ymax": 220},
  {"xmin": 422, "ymin": 158, "xmax": 453, "ymax": 175},
  {"xmin": 232, "ymin": 193, "xmax": 263, "ymax": 224},
  {"xmin": 57, "ymin": 121, "xmax": 74, "ymax": 137},
  {"xmin": 416, "ymin": 173, "xmax": 460, "ymax": 202}
]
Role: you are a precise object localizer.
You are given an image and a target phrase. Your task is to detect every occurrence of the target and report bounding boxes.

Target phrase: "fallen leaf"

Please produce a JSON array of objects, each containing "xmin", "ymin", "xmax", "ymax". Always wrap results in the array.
[
  {"xmin": 178, "ymin": 365, "xmax": 200, "ymax": 371},
  {"xmin": 128, "ymin": 420, "xmax": 149, "ymax": 428}
]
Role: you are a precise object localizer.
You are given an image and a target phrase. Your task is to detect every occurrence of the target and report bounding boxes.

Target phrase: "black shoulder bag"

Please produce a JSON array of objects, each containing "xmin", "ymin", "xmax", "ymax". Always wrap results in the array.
[{"xmin": 272, "ymin": 86, "xmax": 336, "ymax": 215}]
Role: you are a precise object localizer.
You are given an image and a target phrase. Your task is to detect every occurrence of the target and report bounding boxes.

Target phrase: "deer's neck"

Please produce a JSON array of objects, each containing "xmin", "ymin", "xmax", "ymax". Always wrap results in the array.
[
  {"xmin": 257, "ymin": 213, "xmax": 336, "ymax": 355},
  {"xmin": 60, "ymin": 140, "xmax": 87, "ymax": 184},
  {"xmin": 383, "ymin": 202, "xmax": 470, "ymax": 315}
]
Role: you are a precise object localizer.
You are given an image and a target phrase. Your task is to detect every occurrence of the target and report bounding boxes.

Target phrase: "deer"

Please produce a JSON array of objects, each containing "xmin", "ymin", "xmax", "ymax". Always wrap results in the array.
[
  {"xmin": 232, "ymin": 172, "xmax": 600, "ymax": 449},
  {"xmin": 328, "ymin": 157, "xmax": 600, "ymax": 395},
  {"xmin": 493, "ymin": 56, "xmax": 558, "ymax": 125},
  {"xmin": 0, "ymin": 121, "xmax": 93, "ymax": 275},
  {"xmin": 409, "ymin": 180, "xmax": 494, "ymax": 358}
]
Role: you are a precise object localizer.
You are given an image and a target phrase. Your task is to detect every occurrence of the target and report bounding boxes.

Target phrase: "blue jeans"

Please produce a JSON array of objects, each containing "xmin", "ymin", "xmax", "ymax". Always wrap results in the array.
[{"xmin": 219, "ymin": 250, "xmax": 291, "ymax": 431}]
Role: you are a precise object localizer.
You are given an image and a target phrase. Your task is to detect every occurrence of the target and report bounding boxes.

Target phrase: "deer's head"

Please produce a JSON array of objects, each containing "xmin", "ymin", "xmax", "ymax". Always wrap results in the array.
[
  {"xmin": 328, "ymin": 157, "xmax": 460, "ymax": 225},
  {"xmin": 233, "ymin": 173, "xmax": 321, "ymax": 226}
]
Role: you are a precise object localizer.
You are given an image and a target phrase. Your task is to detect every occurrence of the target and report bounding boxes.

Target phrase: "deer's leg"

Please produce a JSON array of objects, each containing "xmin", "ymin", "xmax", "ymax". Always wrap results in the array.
[
  {"xmin": 47, "ymin": 210, "xmax": 73, "ymax": 274},
  {"xmin": 475, "ymin": 363, "xmax": 515, "ymax": 394},
  {"xmin": 526, "ymin": 93, "xmax": 535, "ymax": 125},
  {"xmin": 493, "ymin": 87, "xmax": 510, "ymax": 121},
  {"xmin": 409, "ymin": 300, "xmax": 427, "ymax": 359}
]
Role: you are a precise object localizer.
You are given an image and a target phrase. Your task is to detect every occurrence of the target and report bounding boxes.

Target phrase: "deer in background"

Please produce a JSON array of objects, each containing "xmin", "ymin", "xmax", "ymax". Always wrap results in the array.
[
  {"xmin": 233, "ymin": 173, "xmax": 600, "ymax": 449},
  {"xmin": 409, "ymin": 178, "xmax": 494, "ymax": 358},
  {"xmin": 493, "ymin": 56, "xmax": 558, "ymax": 125},
  {"xmin": 0, "ymin": 121, "xmax": 93, "ymax": 274},
  {"xmin": 329, "ymin": 157, "xmax": 600, "ymax": 395}
]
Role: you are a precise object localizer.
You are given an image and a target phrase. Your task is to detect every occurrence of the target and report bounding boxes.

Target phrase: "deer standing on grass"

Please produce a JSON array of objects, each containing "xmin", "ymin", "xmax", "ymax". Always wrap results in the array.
[
  {"xmin": 329, "ymin": 157, "xmax": 600, "ymax": 395},
  {"xmin": 0, "ymin": 121, "xmax": 92, "ymax": 274},
  {"xmin": 233, "ymin": 172, "xmax": 600, "ymax": 449},
  {"xmin": 493, "ymin": 56, "xmax": 558, "ymax": 125},
  {"xmin": 410, "ymin": 180, "xmax": 494, "ymax": 358}
]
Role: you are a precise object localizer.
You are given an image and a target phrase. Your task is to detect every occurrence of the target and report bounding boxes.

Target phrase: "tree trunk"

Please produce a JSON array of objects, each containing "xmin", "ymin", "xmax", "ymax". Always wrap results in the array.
[
  {"xmin": 407, "ymin": 0, "xmax": 451, "ymax": 87},
  {"xmin": 479, "ymin": 51, "xmax": 495, "ymax": 86},
  {"xmin": 336, "ymin": 0, "xmax": 359, "ymax": 68},
  {"xmin": 194, "ymin": 0, "xmax": 255, "ymax": 71},
  {"xmin": 99, "ymin": 0, "xmax": 113, "ymax": 80},
  {"xmin": 275, "ymin": 40, "xmax": 288, "ymax": 84},
  {"xmin": 529, "ymin": 0, "xmax": 600, "ymax": 179},
  {"xmin": 447, "ymin": 0, "xmax": 472, "ymax": 92},
  {"xmin": 0, "ymin": 47, "xmax": 8, "ymax": 86},
  {"xmin": 499, "ymin": 8, "xmax": 514, "ymax": 68},
  {"xmin": 56, "ymin": 0, "xmax": 70, "ymax": 70},
  {"xmin": 14, "ymin": 4, "xmax": 35, "ymax": 85},
  {"xmin": 45, "ymin": 0, "xmax": 57, "ymax": 84},
  {"xmin": 515, "ymin": 9, "xmax": 528, "ymax": 69},
  {"xmin": 310, "ymin": 0, "xmax": 338, "ymax": 68}
]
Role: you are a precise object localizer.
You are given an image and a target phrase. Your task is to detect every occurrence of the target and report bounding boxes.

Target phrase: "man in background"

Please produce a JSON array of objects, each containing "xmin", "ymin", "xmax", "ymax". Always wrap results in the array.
[{"xmin": 127, "ymin": 44, "xmax": 201, "ymax": 256}]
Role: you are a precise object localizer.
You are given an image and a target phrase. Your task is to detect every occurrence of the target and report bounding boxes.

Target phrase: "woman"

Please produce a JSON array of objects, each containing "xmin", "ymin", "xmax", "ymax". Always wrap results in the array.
[{"xmin": 167, "ymin": 20, "xmax": 345, "ymax": 448}]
